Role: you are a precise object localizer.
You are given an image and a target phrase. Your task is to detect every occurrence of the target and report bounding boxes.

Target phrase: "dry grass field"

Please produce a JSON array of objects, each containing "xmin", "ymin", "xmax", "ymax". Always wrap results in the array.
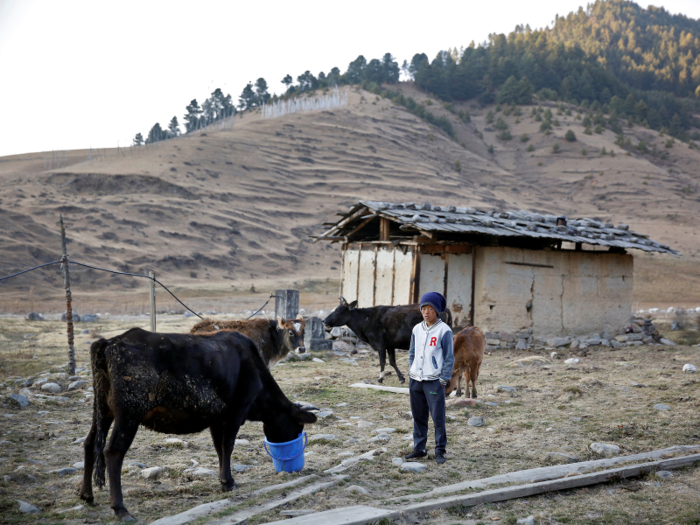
[{"xmin": 1, "ymin": 315, "xmax": 698, "ymax": 524}]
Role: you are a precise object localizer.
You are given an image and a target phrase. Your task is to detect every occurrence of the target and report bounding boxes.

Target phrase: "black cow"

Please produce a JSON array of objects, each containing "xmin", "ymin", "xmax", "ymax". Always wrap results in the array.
[
  {"xmin": 324, "ymin": 297, "xmax": 453, "ymax": 383},
  {"xmin": 79, "ymin": 328, "xmax": 316, "ymax": 522}
]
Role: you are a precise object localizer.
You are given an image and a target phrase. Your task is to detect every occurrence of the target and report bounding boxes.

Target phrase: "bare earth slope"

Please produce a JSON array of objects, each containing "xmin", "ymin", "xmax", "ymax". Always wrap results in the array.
[{"xmin": 0, "ymin": 85, "xmax": 698, "ymax": 310}]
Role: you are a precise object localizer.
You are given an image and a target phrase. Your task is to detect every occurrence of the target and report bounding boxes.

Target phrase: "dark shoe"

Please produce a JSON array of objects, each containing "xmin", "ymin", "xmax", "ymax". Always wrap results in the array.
[
  {"xmin": 435, "ymin": 454, "xmax": 447, "ymax": 465},
  {"xmin": 404, "ymin": 450, "xmax": 427, "ymax": 460}
]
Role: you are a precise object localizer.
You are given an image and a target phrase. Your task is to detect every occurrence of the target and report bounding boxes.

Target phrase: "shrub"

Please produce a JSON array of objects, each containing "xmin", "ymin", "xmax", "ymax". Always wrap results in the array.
[
  {"xmin": 665, "ymin": 138, "xmax": 675, "ymax": 148},
  {"xmin": 637, "ymin": 141, "xmax": 649, "ymax": 154},
  {"xmin": 520, "ymin": 133, "xmax": 529, "ymax": 142},
  {"xmin": 486, "ymin": 111, "xmax": 494, "ymax": 124},
  {"xmin": 564, "ymin": 129, "xmax": 577, "ymax": 142},
  {"xmin": 454, "ymin": 160, "xmax": 462, "ymax": 172},
  {"xmin": 552, "ymin": 143, "xmax": 561, "ymax": 153},
  {"xmin": 526, "ymin": 143, "xmax": 535, "ymax": 152},
  {"xmin": 583, "ymin": 126, "xmax": 592, "ymax": 135},
  {"xmin": 594, "ymin": 124, "xmax": 604, "ymax": 134},
  {"xmin": 498, "ymin": 130, "xmax": 512, "ymax": 141},
  {"xmin": 495, "ymin": 118, "xmax": 509, "ymax": 131},
  {"xmin": 581, "ymin": 148, "xmax": 587, "ymax": 156},
  {"xmin": 488, "ymin": 144, "xmax": 494, "ymax": 154},
  {"xmin": 600, "ymin": 147, "xmax": 607, "ymax": 155}
]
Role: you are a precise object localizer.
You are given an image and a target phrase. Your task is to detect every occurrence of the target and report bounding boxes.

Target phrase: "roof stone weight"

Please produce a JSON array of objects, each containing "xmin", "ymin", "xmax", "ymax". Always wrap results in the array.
[{"xmin": 314, "ymin": 200, "xmax": 679, "ymax": 256}]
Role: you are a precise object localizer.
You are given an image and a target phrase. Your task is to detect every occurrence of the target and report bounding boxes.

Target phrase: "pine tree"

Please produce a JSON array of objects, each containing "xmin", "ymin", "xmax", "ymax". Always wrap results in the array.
[
  {"xmin": 184, "ymin": 99, "xmax": 202, "ymax": 133},
  {"xmin": 168, "ymin": 116, "xmax": 180, "ymax": 137},
  {"xmin": 133, "ymin": 133, "xmax": 144, "ymax": 146}
]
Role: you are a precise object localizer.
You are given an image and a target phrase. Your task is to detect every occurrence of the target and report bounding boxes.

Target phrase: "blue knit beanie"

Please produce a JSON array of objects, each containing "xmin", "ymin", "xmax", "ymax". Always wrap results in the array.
[{"xmin": 419, "ymin": 292, "xmax": 446, "ymax": 314}]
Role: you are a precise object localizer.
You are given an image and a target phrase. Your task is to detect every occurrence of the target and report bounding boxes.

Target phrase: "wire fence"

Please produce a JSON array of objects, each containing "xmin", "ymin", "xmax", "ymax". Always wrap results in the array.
[{"xmin": 0, "ymin": 259, "xmax": 274, "ymax": 321}]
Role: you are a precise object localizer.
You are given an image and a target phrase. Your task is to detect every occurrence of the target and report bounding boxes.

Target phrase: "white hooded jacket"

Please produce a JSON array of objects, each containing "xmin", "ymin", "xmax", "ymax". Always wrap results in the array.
[{"xmin": 408, "ymin": 319, "xmax": 454, "ymax": 382}]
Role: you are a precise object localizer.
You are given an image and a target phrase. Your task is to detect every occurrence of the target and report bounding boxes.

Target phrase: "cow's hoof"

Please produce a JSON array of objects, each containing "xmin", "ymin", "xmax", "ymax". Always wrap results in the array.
[
  {"xmin": 78, "ymin": 492, "xmax": 93, "ymax": 504},
  {"xmin": 221, "ymin": 481, "xmax": 237, "ymax": 492},
  {"xmin": 399, "ymin": 377, "xmax": 406, "ymax": 384},
  {"xmin": 115, "ymin": 509, "xmax": 135, "ymax": 522},
  {"xmin": 456, "ymin": 392, "xmax": 463, "ymax": 398},
  {"xmin": 377, "ymin": 377, "xmax": 384, "ymax": 384}
]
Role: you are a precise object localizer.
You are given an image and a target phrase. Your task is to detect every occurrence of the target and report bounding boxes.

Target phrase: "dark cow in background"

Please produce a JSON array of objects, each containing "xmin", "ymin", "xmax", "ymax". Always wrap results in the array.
[
  {"xmin": 324, "ymin": 297, "xmax": 453, "ymax": 383},
  {"xmin": 190, "ymin": 315, "xmax": 306, "ymax": 367},
  {"xmin": 79, "ymin": 328, "xmax": 316, "ymax": 522}
]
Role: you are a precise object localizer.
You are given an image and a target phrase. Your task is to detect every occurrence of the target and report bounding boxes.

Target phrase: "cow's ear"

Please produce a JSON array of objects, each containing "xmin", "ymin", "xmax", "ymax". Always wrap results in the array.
[
  {"xmin": 348, "ymin": 300, "xmax": 358, "ymax": 309},
  {"xmin": 277, "ymin": 316, "xmax": 284, "ymax": 327},
  {"xmin": 293, "ymin": 407, "xmax": 317, "ymax": 424}
]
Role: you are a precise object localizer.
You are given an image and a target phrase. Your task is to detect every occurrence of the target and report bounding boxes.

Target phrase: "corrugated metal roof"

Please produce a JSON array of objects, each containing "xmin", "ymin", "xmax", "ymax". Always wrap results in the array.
[{"xmin": 315, "ymin": 200, "xmax": 680, "ymax": 256}]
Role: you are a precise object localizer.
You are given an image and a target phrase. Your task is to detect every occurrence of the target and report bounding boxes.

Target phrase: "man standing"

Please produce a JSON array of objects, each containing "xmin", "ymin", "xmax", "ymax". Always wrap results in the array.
[{"xmin": 405, "ymin": 292, "xmax": 454, "ymax": 464}]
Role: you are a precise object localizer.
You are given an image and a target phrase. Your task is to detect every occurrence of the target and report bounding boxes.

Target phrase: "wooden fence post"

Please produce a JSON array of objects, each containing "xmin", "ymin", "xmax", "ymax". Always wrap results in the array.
[
  {"xmin": 149, "ymin": 271, "xmax": 156, "ymax": 332},
  {"xmin": 59, "ymin": 215, "xmax": 76, "ymax": 376}
]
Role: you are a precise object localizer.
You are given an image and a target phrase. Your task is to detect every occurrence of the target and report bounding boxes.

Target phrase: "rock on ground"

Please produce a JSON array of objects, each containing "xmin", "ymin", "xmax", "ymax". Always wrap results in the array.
[
  {"xmin": 141, "ymin": 466, "xmax": 166, "ymax": 480},
  {"xmin": 682, "ymin": 364, "xmax": 696, "ymax": 373},
  {"xmin": 542, "ymin": 451, "xmax": 578, "ymax": 464},
  {"xmin": 590, "ymin": 443, "xmax": 620, "ymax": 457},
  {"xmin": 401, "ymin": 462, "xmax": 427, "ymax": 473},
  {"xmin": 468, "ymin": 416, "xmax": 485, "ymax": 427},
  {"xmin": 309, "ymin": 434, "xmax": 336, "ymax": 442},
  {"xmin": 6, "ymin": 394, "xmax": 29, "ymax": 408},
  {"xmin": 18, "ymin": 500, "xmax": 40, "ymax": 513},
  {"xmin": 41, "ymin": 383, "xmax": 62, "ymax": 393},
  {"xmin": 345, "ymin": 484, "xmax": 369, "ymax": 494},
  {"xmin": 654, "ymin": 404, "xmax": 671, "ymax": 411}
]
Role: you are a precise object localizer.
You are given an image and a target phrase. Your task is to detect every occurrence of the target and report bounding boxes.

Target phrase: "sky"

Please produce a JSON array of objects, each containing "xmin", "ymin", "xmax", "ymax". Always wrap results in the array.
[{"xmin": 1, "ymin": 0, "xmax": 700, "ymax": 158}]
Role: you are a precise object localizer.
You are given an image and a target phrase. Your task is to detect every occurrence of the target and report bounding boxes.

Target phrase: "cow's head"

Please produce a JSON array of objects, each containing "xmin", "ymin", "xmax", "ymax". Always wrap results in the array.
[
  {"xmin": 323, "ymin": 296, "xmax": 357, "ymax": 327},
  {"xmin": 443, "ymin": 370, "xmax": 461, "ymax": 398},
  {"xmin": 277, "ymin": 315, "xmax": 306, "ymax": 354},
  {"xmin": 263, "ymin": 403, "xmax": 317, "ymax": 444}
]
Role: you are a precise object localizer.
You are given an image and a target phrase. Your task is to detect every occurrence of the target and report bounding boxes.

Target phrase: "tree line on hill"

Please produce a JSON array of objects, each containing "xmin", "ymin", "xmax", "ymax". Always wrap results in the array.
[{"xmin": 134, "ymin": 0, "xmax": 700, "ymax": 145}]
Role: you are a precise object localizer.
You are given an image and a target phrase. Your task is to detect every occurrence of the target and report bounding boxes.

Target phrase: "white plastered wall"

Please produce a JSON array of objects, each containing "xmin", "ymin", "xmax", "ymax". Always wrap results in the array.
[{"xmin": 473, "ymin": 246, "xmax": 633, "ymax": 337}]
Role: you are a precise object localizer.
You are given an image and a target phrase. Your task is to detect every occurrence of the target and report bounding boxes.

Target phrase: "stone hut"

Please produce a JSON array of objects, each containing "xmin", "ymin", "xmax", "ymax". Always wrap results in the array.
[{"xmin": 315, "ymin": 201, "xmax": 679, "ymax": 338}]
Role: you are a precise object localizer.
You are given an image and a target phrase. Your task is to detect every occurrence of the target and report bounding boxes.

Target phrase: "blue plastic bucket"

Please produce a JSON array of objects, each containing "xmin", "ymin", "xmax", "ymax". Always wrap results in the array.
[{"xmin": 263, "ymin": 431, "xmax": 307, "ymax": 473}]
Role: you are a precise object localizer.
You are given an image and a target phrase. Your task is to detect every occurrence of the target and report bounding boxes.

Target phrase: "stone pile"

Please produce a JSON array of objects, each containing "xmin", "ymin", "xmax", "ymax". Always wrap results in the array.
[{"xmin": 484, "ymin": 317, "xmax": 675, "ymax": 353}]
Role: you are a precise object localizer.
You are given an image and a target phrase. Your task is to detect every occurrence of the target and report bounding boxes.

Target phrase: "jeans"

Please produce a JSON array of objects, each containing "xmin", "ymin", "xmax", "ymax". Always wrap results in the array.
[{"xmin": 409, "ymin": 378, "xmax": 447, "ymax": 455}]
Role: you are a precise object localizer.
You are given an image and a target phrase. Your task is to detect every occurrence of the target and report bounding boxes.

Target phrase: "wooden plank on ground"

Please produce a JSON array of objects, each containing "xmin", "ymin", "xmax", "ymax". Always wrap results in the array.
[
  {"xmin": 349, "ymin": 383, "xmax": 409, "ymax": 394},
  {"xmin": 389, "ymin": 443, "xmax": 700, "ymax": 502},
  {"xmin": 258, "ymin": 505, "xmax": 394, "ymax": 525},
  {"xmin": 150, "ymin": 475, "xmax": 318, "ymax": 525},
  {"xmin": 204, "ymin": 475, "xmax": 348, "ymax": 525},
  {"xmin": 324, "ymin": 447, "xmax": 388, "ymax": 474},
  {"xmin": 396, "ymin": 453, "xmax": 700, "ymax": 514}
]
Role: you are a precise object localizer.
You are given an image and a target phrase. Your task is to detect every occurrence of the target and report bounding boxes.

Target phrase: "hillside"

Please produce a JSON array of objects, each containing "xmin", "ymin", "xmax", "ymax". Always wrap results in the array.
[{"xmin": 0, "ymin": 85, "xmax": 699, "ymax": 313}]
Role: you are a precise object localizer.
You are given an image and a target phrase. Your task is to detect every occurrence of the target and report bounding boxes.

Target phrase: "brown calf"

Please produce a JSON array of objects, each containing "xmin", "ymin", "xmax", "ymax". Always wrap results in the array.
[
  {"xmin": 444, "ymin": 326, "xmax": 485, "ymax": 399},
  {"xmin": 190, "ymin": 316, "xmax": 305, "ymax": 368}
]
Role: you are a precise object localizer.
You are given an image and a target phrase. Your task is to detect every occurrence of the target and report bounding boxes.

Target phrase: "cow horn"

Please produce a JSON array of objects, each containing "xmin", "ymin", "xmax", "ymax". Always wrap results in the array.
[
  {"xmin": 339, "ymin": 296, "xmax": 347, "ymax": 305},
  {"xmin": 296, "ymin": 314, "xmax": 304, "ymax": 320}
]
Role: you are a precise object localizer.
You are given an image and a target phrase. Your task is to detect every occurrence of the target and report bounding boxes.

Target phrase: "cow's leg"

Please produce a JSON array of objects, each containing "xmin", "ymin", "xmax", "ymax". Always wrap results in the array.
[
  {"xmin": 377, "ymin": 347, "xmax": 387, "ymax": 383},
  {"xmin": 210, "ymin": 423, "xmax": 224, "ymax": 475},
  {"xmin": 470, "ymin": 363, "xmax": 480, "ymax": 399},
  {"xmin": 219, "ymin": 423, "xmax": 241, "ymax": 491},
  {"xmin": 80, "ymin": 413, "xmax": 113, "ymax": 504},
  {"xmin": 387, "ymin": 347, "xmax": 405, "ymax": 383},
  {"xmin": 104, "ymin": 417, "xmax": 139, "ymax": 522}
]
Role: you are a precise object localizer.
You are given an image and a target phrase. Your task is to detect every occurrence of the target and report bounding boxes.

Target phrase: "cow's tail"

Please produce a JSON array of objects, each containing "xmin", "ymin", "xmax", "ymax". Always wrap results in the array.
[{"xmin": 90, "ymin": 338, "xmax": 110, "ymax": 489}]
